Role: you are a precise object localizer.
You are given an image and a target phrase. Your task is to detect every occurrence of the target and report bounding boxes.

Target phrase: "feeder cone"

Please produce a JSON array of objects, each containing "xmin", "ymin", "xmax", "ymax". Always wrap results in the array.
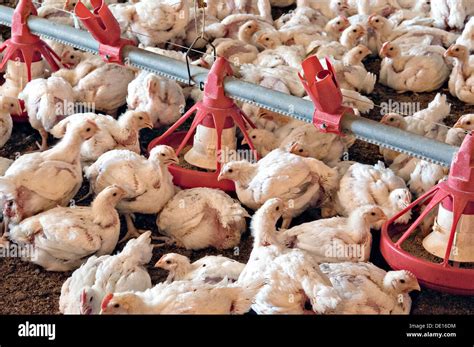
[
  {"xmin": 380, "ymin": 132, "xmax": 474, "ymax": 294},
  {"xmin": 0, "ymin": 0, "xmax": 62, "ymax": 81},
  {"xmin": 147, "ymin": 57, "xmax": 257, "ymax": 191}
]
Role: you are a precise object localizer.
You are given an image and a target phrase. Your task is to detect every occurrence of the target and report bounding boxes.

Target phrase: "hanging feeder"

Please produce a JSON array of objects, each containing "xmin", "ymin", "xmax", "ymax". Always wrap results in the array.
[
  {"xmin": 148, "ymin": 57, "xmax": 257, "ymax": 191},
  {"xmin": 299, "ymin": 55, "xmax": 354, "ymax": 135},
  {"xmin": 381, "ymin": 133, "xmax": 474, "ymax": 295},
  {"xmin": 0, "ymin": 0, "xmax": 63, "ymax": 122}
]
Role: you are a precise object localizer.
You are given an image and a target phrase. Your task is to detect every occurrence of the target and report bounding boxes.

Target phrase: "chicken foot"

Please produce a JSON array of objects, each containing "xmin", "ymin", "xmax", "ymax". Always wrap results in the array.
[
  {"xmin": 151, "ymin": 236, "xmax": 176, "ymax": 248},
  {"xmin": 35, "ymin": 129, "xmax": 49, "ymax": 152}
]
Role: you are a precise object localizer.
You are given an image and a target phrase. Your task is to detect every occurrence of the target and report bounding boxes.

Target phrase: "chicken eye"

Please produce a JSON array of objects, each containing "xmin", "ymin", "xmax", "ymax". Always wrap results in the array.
[
  {"xmin": 251, "ymin": 135, "xmax": 256, "ymax": 139},
  {"xmin": 298, "ymin": 149, "xmax": 304, "ymax": 153},
  {"xmin": 113, "ymin": 193, "xmax": 117, "ymax": 197},
  {"xmin": 139, "ymin": 116, "xmax": 143, "ymax": 120},
  {"xmin": 455, "ymin": 48, "xmax": 459, "ymax": 51},
  {"xmin": 10, "ymin": 103, "xmax": 14, "ymax": 108},
  {"xmin": 202, "ymin": 264, "xmax": 206, "ymax": 267},
  {"xmin": 90, "ymin": 297, "xmax": 93, "ymax": 302},
  {"xmin": 375, "ymin": 19, "xmax": 379, "ymax": 23},
  {"xmin": 161, "ymin": 153, "xmax": 166, "ymax": 156},
  {"xmin": 467, "ymin": 121, "xmax": 471, "ymax": 125},
  {"xmin": 70, "ymin": 55, "xmax": 75, "ymax": 59},
  {"xmin": 359, "ymin": 51, "xmax": 363, "ymax": 54},
  {"xmin": 265, "ymin": 37, "xmax": 270, "ymax": 41},
  {"xmin": 114, "ymin": 303, "xmax": 120, "ymax": 308},
  {"xmin": 370, "ymin": 212, "xmax": 376, "ymax": 216},
  {"xmin": 276, "ymin": 206, "xmax": 280, "ymax": 211},
  {"xmin": 337, "ymin": 21, "xmax": 340, "ymax": 25},
  {"xmin": 389, "ymin": 47, "xmax": 394, "ymax": 51},
  {"xmin": 400, "ymin": 279, "xmax": 406, "ymax": 284},
  {"xmin": 352, "ymin": 29, "xmax": 357, "ymax": 33},
  {"xmin": 228, "ymin": 169, "xmax": 233, "ymax": 173},
  {"xmin": 166, "ymin": 260, "xmax": 171, "ymax": 264},
  {"xmin": 389, "ymin": 117, "xmax": 395, "ymax": 121},
  {"xmin": 86, "ymin": 127, "xmax": 91, "ymax": 132}
]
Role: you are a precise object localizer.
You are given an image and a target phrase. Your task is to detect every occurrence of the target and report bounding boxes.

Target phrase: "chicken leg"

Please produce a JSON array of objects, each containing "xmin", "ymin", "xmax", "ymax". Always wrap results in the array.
[
  {"xmin": 119, "ymin": 213, "xmax": 149, "ymax": 243},
  {"xmin": 37, "ymin": 128, "xmax": 49, "ymax": 152}
]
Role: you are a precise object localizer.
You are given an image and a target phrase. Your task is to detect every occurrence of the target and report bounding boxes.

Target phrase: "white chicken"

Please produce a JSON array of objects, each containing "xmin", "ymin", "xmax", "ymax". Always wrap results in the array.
[
  {"xmin": 279, "ymin": 123, "xmax": 355, "ymax": 166},
  {"xmin": 0, "ymin": 104, "xmax": 13, "ymax": 149},
  {"xmin": 430, "ymin": 0, "xmax": 474, "ymax": 30},
  {"xmin": 445, "ymin": 44, "xmax": 474, "ymax": 104},
  {"xmin": 336, "ymin": 161, "xmax": 412, "ymax": 224},
  {"xmin": 51, "ymin": 111, "xmax": 153, "ymax": 164},
  {"xmin": 349, "ymin": 0, "xmax": 400, "ymax": 15},
  {"xmin": 449, "ymin": 113, "xmax": 474, "ymax": 145},
  {"xmin": 239, "ymin": 64, "xmax": 306, "ymax": 97},
  {"xmin": 207, "ymin": 0, "xmax": 272, "ymax": 22},
  {"xmin": 126, "ymin": 71, "xmax": 186, "ymax": 127},
  {"xmin": 100, "ymin": 280, "xmax": 258, "ymax": 314},
  {"xmin": 380, "ymin": 93, "xmax": 451, "ymax": 144},
  {"xmin": 297, "ymin": 0, "xmax": 349, "ymax": 19},
  {"xmin": 156, "ymin": 188, "xmax": 249, "ymax": 250},
  {"xmin": 320, "ymin": 262, "xmax": 421, "ymax": 314},
  {"xmin": 155, "ymin": 253, "xmax": 245, "ymax": 283},
  {"xmin": 85, "ymin": 145, "xmax": 178, "ymax": 242},
  {"xmin": 254, "ymin": 45, "xmax": 305, "ymax": 69},
  {"xmin": 280, "ymin": 205, "xmax": 387, "ymax": 263},
  {"xmin": 0, "ymin": 119, "xmax": 99, "ymax": 233},
  {"xmin": 379, "ymin": 41, "xmax": 450, "ymax": 93},
  {"xmin": 8, "ymin": 185, "xmax": 125, "ymax": 271},
  {"xmin": 59, "ymin": 231, "xmax": 153, "ymax": 314},
  {"xmin": 119, "ymin": 0, "xmax": 190, "ymax": 47},
  {"xmin": 52, "ymin": 53, "xmax": 105, "ymax": 87},
  {"xmin": 19, "ymin": 77, "xmax": 75, "ymax": 151},
  {"xmin": 218, "ymin": 148, "xmax": 338, "ymax": 229},
  {"xmin": 238, "ymin": 198, "xmax": 341, "ymax": 314},
  {"xmin": 326, "ymin": 44, "xmax": 376, "ymax": 94},
  {"xmin": 73, "ymin": 64, "xmax": 136, "ymax": 115},
  {"xmin": 456, "ymin": 17, "xmax": 474, "ymax": 53}
]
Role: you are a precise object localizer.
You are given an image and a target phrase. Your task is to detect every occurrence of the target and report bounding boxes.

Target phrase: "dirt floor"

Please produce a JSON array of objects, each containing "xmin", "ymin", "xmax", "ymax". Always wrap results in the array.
[{"xmin": 1, "ymin": 4, "xmax": 474, "ymax": 314}]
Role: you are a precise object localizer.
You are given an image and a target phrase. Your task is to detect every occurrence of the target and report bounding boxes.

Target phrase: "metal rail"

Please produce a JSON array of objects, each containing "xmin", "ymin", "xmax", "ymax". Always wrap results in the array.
[{"xmin": 0, "ymin": 5, "xmax": 459, "ymax": 167}]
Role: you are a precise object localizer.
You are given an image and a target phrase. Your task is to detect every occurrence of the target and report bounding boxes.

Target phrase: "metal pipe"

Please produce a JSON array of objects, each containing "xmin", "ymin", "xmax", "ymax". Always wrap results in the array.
[{"xmin": 0, "ymin": 4, "xmax": 459, "ymax": 167}]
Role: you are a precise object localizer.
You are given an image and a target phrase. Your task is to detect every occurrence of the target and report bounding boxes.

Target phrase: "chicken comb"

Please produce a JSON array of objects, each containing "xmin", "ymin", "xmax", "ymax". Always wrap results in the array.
[
  {"xmin": 74, "ymin": 0, "xmax": 135, "ymax": 64},
  {"xmin": 101, "ymin": 293, "xmax": 114, "ymax": 311}
]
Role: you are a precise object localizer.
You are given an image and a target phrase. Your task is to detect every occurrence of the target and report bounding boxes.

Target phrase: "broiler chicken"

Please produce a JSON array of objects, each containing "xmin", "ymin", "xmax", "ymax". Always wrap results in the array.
[
  {"xmin": 379, "ymin": 41, "xmax": 450, "ymax": 93},
  {"xmin": 0, "ymin": 119, "xmax": 99, "ymax": 238},
  {"xmin": 156, "ymin": 188, "xmax": 249, "ymax": 250},
  {"xmin": 456, "ymin": 17, "xmax": 474, "ymax": 53},
  {"xmin": 325, "ymin": 44, "xmax": 376, "ymax": 94},
  {"xmin": 0, "ymin": 102, "xmax": 13, "ymax": 148},
  {"xmin": 379, "ymin": 93, "xmax": 452, "ymax": 163},
  {"xmin": 238, "ymin": 199, "xmax": 341, "ymax": 314},
  {"xmin": 73, "ymin": 64, "xmax": 136, "ymax": 115},
  {"xmin": 19, "ymin": 77, "xmax": 75, "ymax": 151},
  {"xmin": 207, "ymin": 0, "xmax": 272, "ymax": 22},
  {"xmin": 52, "ymin": 53, "xmax": 105, "ymax": 87},
  {"xmin": 218, "ymin": 148, "xmax": 338, "ymax": 229},
  {"xmin": 280, "ymin": 205, "xmax": 387, "ymax": 262},
  {"xmin": 320, "ymin": 262, "xmax": 421, "ymax": 314},
  {"xmin": 155, "ymin": 253, "xmax": 245, "ymax": 283},
  {"xmin": 121, "ymin": 0, "xmax": 190, "ymax": 47},
  {"xmin": 100, "ymin": 280, "xmax": 258, "ymax": 314},
  {"xmin": 336, "ymin": 161, "xmax": 412, "ymax": 224},
  {"xmin": 445, "ymin": 44, "xmax": 474, "ymax": 104},
  {"xmin": 447, "ymin": 113, "xmax": 474, "ymax": 146},
  {"xmin": 430, "ymin": 0, "xmax": 474, "ymax": 30},
  {"xmin": 279, "ymin": 123, "xmax": 356, "ymax": 166},
  {"xmin": 59, "ymin": 231, "xmax": 153, "ymax": 314},
  {"xmin": 51, "ymin": 111, "xmax": 153, "ymax": 164},
  {"xmin": 297, "ymin": 0, "xmax": 350, "ymax": 19},
  {"xmin": 85, "ymin": 145, "xmax": 178, "ymax": 242},
  {"xmin": 127, "ymin": 71, "xmax": 186, "ymax": 127},
  {"xmin": 8, "ymin": 185, "xmax": 125, "ymax": 271}
]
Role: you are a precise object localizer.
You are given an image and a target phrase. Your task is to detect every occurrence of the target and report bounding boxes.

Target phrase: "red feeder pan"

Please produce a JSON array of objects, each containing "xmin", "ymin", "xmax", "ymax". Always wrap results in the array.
[
  {"xmin": 381, "ymin": 132, "xmax": 474, "ymax": 295},
  {"xmin": 148, "ymin": 57, "xmax": 257, "ymax": 191}
]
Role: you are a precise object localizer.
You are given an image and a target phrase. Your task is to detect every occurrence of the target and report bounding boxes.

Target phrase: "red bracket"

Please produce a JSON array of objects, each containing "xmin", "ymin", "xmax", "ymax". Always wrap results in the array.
[
  {"xmin": 0, "ymin": 0, "xmax": 62, "ymax": 81},
  {"xmin": 74, "ymin": 0, "xmax": 135, "ymax": 64},
  {"xmin": 299, "ymin": 55, "xmax": 353, "ymax": 135}
]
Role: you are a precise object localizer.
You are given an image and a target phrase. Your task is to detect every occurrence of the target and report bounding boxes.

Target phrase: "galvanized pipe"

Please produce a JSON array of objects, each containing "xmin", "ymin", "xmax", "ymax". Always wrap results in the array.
[{"xmin": 0, "ymin": 5, "xmax": 459, "ymax": 167}]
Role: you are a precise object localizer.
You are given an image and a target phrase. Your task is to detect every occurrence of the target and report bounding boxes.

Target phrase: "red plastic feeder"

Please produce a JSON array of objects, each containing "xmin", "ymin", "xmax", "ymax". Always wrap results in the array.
[
  {"xmin": 381, "ymin": 133, "xmax": 474, "ymax": 295},
  {"xmin": 148, "ymin": 57, "xmax": 257, "ymax": 191},
  {"xmin": 0, "ymin": 0, "xmax": 62, "ymax": 122},
  {"xmin": 299, "ymin": 55, "xmax": 354, "ymax": 135}
]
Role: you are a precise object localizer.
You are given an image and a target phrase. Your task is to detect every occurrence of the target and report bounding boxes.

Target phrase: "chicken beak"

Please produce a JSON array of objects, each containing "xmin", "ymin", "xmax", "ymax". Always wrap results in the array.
[
  {"xmin": 145, "ymin": 121, "xmax": 154, "ymax": 129},
  {"xmin": 154, "ymin": 260, "xmax": 164, "ymax": 268},
  {"xmin": 241, "ymin": 138, "xmax": 248, "ymax": 145},
  {"xmin": 167, "ymin": 156, "xmax": 179, "ymax": 165},
  {"xmin": 412, "ymin": 283, "xmax": 421, "ymax": 291},
  {"xmin": 217, "ymin": 172, "xmax": 224, "ymax": 181},
  {"xmin": 453, "ymin": 120, "xmax": 463, "ymax": 128}
]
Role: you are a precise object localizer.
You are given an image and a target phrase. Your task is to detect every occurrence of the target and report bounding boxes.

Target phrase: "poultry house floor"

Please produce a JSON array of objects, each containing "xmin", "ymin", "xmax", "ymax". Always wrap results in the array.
[{"xmin": 0, "ymin": 17, "xmax": 474, "ymax": 314}]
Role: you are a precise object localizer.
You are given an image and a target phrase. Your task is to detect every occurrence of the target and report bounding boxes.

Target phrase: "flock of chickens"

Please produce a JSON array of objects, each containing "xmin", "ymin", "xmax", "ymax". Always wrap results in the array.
[{"xmin": 0, "ymin": 0, "xmax": 473, "ymax": 314}]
